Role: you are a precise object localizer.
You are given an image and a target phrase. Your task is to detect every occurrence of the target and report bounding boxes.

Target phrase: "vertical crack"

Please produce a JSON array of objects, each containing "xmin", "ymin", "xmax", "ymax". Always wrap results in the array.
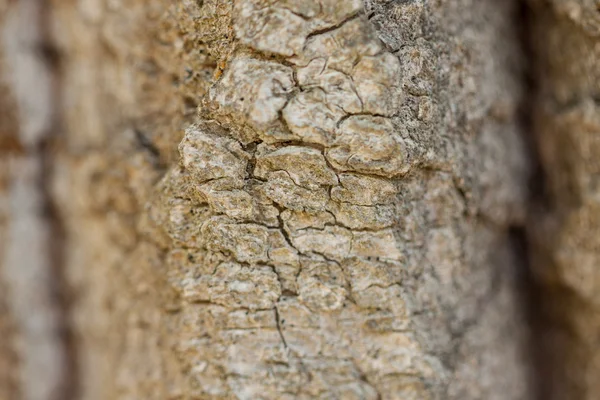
[
  {"xmin": 39, "ymin": 4, "xmax": 79, "ymax": 397},
  {"xmin": 274, "ymin": 306, "xmax": 288, "ymax": 350},
  {"xmin": 508, "ymin": 226, "xmax": 546, "ymax": 400},
  {"xmin": 514, "ymin": 1, "xmax": 547, "ymax": 399}
]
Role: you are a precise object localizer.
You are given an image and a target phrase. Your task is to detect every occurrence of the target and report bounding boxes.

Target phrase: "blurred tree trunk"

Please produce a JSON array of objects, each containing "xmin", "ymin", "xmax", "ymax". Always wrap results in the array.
[
  {"xmin": 1, "ymin": 0, "xmax": 536, "ymax": 399},
  {"xmin": 528, "ymin": 1, "xmax": 600, "ymax": 399}
]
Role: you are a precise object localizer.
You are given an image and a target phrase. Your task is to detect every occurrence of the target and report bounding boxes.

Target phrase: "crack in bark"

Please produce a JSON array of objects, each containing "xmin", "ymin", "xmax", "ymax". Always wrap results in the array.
[{"xmin": 303, "ymin": 12, "xmax": 364, "ymax": 49}]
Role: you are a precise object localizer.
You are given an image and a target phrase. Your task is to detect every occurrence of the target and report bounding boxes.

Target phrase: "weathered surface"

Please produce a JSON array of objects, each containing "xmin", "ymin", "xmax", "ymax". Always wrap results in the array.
[
  {"xmin": 1, "ymin": 0, "xmax": 73, "ymax": 399},
  {"xmin": 157, "ymin": 1, "xmax": 530, "ymax": 398},
  {"xmin": 2, "ymin": 0, "xmax": 532, "ymax": 398},
  {"xmin": 48, "ymin": 0, "xmax": 217, "ymax": 398},
  {"xmin": 0, "ymin": 1, "xmax": 19, "ymax": 396},
  {"xmin": 529, "ymin": 1, "xmax": 600, "ymax": 398},
  {"xmin": 0, "ymin": 15, "xmax": 20, "ymax": 395}
]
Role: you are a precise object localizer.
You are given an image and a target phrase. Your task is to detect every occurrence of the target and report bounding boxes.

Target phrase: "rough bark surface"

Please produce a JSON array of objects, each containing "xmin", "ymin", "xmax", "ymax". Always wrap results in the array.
[
  {"xmin": 1, "ymin": 0, "xmax": 533, "ymax": 399},
  {"xmin": 529, "ymin": 1, "xmax": 600, "ymax": 398}
]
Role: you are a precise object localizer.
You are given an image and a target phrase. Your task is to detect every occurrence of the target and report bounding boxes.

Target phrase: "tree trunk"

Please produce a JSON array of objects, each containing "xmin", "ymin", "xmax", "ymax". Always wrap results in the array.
[
  {"xmin": 529, "ymin": 1, "xmax": 600, "ymax": 399},
  {"xmin": 1, "ymin": 0, "xmax": 535, "ymax": 399}
]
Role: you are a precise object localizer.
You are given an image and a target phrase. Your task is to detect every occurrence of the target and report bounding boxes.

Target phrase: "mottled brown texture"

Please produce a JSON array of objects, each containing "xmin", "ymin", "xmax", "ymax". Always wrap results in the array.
[
  {"xmin": 530, "ymin": 0, "xmax": 600, "ymax": 398},
  {"xmin": 49, "ymin": 1, "xmax": 219, "ymax": 398}
]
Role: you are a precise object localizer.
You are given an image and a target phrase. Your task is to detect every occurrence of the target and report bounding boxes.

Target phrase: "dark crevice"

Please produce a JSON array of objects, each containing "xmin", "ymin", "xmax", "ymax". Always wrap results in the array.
[
  {"xmin": 508, "ymin": 226, "xmax": 547, "ymax": 400},
  {"xmin": 303, "ymin": 12, "xmax": 363, "ymax": 45},
  {"xmin": 39, "ymin": 137, "xmax": 80, "ymax": 400},
  {"xmin": 274, "ymin": 307, "xmax": 288, "ymax": 349},
  {"xmin": 517, "ymin": 3, "xmax": 550, "ymax": 213},
  {"xmin": 38, "ymin": 1, "xmax": 80, "ymax": 398},
  {"xmin": 515, "ymin": 1, "xmax": 549, "ymax": 399},
  {"xmin": 134, "ymin": 128, "xmax": 161, "ymax": 160}
]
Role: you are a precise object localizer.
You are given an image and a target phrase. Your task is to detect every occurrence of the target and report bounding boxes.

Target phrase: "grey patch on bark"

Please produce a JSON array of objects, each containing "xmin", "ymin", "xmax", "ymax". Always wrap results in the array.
[{"xmin": 0, "ymin": 0, "xmax": 75, "ymax": 399}]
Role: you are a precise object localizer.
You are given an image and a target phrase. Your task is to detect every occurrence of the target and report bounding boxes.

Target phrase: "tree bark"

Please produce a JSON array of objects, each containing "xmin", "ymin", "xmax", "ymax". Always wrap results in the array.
[
  {"xmin": 1, "ymin": 1, "xmax": 71, "ymax": 399},
  {"xmin": 529, "ymin": 1, "xmax": 600, "ymax": 398},
  {"xmin": 1, "ymin": 0, "xmax": 535, "ymax": 399}
]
